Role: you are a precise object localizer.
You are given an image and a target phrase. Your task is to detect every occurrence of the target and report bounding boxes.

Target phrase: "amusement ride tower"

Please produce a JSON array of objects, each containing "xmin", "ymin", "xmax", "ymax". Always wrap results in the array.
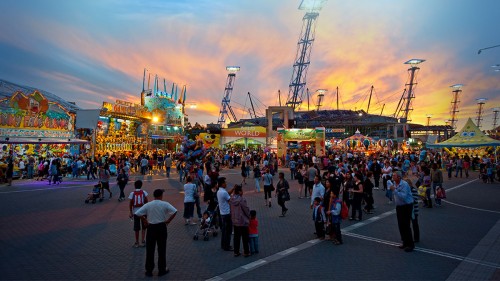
[
  {"xmin": 217, "ymin": 66, "xmax": 240, "ymax": 127},
  {"xmin": 286, "ymin": 0, "xmax": 327, "ymax": 111}
]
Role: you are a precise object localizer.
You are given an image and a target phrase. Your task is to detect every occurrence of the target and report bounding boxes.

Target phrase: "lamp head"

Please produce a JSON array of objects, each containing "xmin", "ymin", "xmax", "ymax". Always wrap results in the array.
[{"xmin": 404, "ymin": 59, "xmax": 425, "ymax": 65}]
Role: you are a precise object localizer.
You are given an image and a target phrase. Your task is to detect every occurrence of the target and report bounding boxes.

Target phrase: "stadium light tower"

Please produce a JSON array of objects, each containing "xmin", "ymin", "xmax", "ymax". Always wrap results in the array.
[
  {"xmin": 493, "ymin": 107, "xmax": 499, "ymax": 130},
  {"xmin": 315, "ymin": 89, "xmax": 327, "ymax": 111},
  {"xmin": 286, "ymin": 0, "xmax": 327, "ymax": 111},
  {"xmin": 217, "ymin": 66, "xmax": 240, "ymax": 127},
  {"xmin": 426, "ymin": 114, "xmax": 432, "ymax": 136},
  {"xmin": 399, "ymin": 59, "xmax": 425, "ymax": 123},
  {"xmin": 449, "ymin": 84, "xmax": 463, "ymax": 133},
  {"xmin": 475, "ymin": 98, "xmax": 487, "ymax": 128}
]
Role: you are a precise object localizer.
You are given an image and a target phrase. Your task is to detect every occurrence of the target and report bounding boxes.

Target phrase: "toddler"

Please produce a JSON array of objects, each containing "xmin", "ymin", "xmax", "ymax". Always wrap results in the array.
[{"xmin": 249, "ymin": 210, "xmax": 259, "ymax": 254}]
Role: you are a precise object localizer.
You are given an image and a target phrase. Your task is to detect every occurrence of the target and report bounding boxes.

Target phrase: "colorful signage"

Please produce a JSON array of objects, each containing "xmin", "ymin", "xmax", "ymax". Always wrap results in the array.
[
  {"xmin": 221, "ymin": 126, "xmax": 266, "ymax": 138},
  {"xmin": 0, "ymin": 90, "xmax": 75, "ymax": 138},
  {"xmin": 102, "ymin": 100, "xmax": 151, "ymax": 119}
]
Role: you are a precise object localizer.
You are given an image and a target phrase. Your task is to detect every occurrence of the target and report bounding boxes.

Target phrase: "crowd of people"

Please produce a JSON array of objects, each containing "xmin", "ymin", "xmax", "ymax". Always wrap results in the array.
[{"xmin": 1, "ymin": 145, "xmax": 499, "ymax": 276}]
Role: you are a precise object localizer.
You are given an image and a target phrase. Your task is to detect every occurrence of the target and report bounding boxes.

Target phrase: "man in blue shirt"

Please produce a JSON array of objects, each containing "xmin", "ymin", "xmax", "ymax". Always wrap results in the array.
[
  {"xmin": 217, "ymin": 177, "xmax": 235, "ymax": 251},
  {"xmin": 389, "ymin": 171, "xmax": 415, "ymax": 252}
]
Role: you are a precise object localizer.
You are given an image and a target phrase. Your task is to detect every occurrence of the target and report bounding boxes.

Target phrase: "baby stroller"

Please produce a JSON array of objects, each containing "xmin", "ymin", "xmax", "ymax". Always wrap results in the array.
[
  {"xmin": 193, "ymin": 209, "xmax": 218, "ymax": 241},
  {"xmin": 85, "ymin": 184, "xmax": 102, "ymax": 204}
]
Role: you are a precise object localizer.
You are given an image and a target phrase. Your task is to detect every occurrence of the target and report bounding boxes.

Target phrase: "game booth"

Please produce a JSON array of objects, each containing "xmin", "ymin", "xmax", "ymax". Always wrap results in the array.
[
  {"xmin": 276, "ymin": 127, "xmax": 326, "ymax": 158},
  {"xmin": 0, "ymin": 88, "xmax": 88, "ymax": 159}
]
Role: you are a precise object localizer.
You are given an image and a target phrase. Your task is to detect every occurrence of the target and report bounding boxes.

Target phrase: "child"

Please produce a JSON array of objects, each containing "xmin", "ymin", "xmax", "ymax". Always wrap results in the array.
[
  {"xmin": 312, "ymin": 197, "xmax": 326, "ymax": 239},
  {"xmin": 249, "ymin": 210, "xmax": 259, "ymax": 255},
  {"xmin": 200, "ymin": 211, "xmax": 211, "ymax": 230},
  {"xmin": 327, "ymin": 191, "xmax": 343, "ymax": 245},
  {"xmin": 435, "ymin": 186, "xmax": 446, "ymax": 206}
]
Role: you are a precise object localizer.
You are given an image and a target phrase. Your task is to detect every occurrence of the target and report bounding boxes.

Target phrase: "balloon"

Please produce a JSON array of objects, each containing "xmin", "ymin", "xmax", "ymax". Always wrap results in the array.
[{"xmin": 363, "ymin": 139, "xmax": 370, "ymax": 149}]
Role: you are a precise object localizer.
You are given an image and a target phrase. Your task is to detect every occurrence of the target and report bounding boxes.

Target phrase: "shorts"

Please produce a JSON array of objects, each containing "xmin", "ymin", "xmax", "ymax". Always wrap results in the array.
[{"xmin": 133, "ymin": 215, "xmax": 147, "ymax": 231}]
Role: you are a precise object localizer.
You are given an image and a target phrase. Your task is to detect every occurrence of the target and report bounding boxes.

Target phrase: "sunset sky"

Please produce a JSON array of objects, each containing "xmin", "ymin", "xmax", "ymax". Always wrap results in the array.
[{"xmin": 0, "ymin": 0, "xmax": 499, "ymax": 129}]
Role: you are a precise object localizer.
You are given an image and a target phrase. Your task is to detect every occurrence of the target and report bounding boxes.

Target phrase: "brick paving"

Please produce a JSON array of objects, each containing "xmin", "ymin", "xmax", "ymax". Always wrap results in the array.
[{"xmin": 0, "ymin": 169, "xmax": 499, "ymax": 280}]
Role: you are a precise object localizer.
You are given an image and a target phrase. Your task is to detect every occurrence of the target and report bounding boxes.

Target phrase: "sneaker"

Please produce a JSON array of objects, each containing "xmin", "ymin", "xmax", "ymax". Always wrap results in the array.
[
  {"xmin": 133, "ymin": 242, "xmax": 140, "ymax": 248},
  {"xmin": 141, "ymin": 241, "xmax": 146, "ymax": 247},
  {"xmin": 145, "ymin": 271, "xmax": 153, "ymax": 277}
]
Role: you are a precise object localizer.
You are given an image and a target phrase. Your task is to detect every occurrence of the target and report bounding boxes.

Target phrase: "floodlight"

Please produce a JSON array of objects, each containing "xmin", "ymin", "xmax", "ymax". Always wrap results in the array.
[
  {"xmin": 476, "ymin": 98, "xmax": 487, "ymax": 103},
  {"xmin": 152, "ymin": 116, "xmax": 159, "ymax": 123},
  {"xmin": 226, "ymin": 66, "xmax": 240, "ymax": 73},
  {"xmin": 493, "ymin": 108, "xmax": 499, "ymax": 112},
  {"xmin": 494, "ymin": 69, "xmax": 500, "ymax": 72},
  {"xmin": 299, "ymin": 0, "xmax": 327, "ymax": 11},
  {"xmin": 450, "ymin": 84, "xmax": 464, "ymax": 89},
  {"xmin": 490, "ymin": 64, "xmax": 500, "ymax": 68},
  {"xmin": 426, "ymin": 114, "xmax": 433, "ymax": 118},
  {"xmin": 316, "ymin": 89, "xmax": 327, "ymax": 94},
  {"xmin": 404, "ymin": 59, "xmax": 425, "ymax": 65}
]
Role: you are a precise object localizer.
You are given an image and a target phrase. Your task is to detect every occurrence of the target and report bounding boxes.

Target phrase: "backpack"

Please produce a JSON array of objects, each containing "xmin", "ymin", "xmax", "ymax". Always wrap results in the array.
[
  {"xmin": 340, "ymin": 201, "xmax": 349, "ymax": 220},
  {"xmin": 132, "ymin": 190, "xmax": 145, "ymax": 207},
  {"xmin": 38, "ymin": 163, "xmax": 44, "ymax": 171}
]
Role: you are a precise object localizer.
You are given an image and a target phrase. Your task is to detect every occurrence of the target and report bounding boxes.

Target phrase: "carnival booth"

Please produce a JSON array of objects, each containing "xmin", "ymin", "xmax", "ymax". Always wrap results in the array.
[
  {"xmin": 340, "ymin": 130, "xmax": 378, "ymax": 154},
  {"xmin": 427, "ymin": 118, "xmax": 500, "ymax": 159},
  {"xmin": 0, "ymin": 80, "xmax": 87, "ymax": 158},
  {"xmin": 276, "ymin": 127, "xmax": 326, "ymax": 158},
  {"xmin": 221, "ymin": 126, "xmax": 266, "ymax": 149},
  {"xmin": 97, "ymin": 100, "xmax": 151, "ymax": 154}
]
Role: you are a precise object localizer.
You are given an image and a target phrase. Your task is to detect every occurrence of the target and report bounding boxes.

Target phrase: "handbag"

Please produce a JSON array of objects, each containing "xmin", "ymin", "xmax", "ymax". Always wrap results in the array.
[
  {"xmin": 270, "ymin": 183, "xmax": 275, "ymax": 192},
  {"xmin": 282, "ymin": 190, "xmax": 290, "ymax": 201}
]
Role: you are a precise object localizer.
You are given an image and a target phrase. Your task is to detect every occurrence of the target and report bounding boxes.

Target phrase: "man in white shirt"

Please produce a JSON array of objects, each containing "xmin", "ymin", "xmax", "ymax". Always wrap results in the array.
[
  {"xmin": 310, "ymin": 175, "xmax": 325, "ymax": 208},
  {"xmin": 135, "ymin": 189, "xmax": 177, "ymax": 277},
  {"xmin": 216, "ymin": 177, "xmax": 235, "ymax": 251}
]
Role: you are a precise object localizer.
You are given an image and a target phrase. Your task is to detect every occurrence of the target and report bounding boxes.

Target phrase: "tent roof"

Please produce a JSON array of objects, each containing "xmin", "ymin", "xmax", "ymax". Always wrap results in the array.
[
  {"xmin": 427, "ymin": 118, "xmax": 500, "ymax": 148},
  {"xmin": 0, "ymin": 79, "xmax": 80, "ymax": 112}
]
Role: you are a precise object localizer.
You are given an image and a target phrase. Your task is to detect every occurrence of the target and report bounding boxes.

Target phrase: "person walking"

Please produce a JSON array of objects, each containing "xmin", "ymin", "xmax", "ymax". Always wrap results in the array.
[
  {"xmin": 241, "ymin": 161, "xmax": 248, "ymax": 185},
  {"xmin": 129, "ymin": 180, "xmax": 149, "ymax": 247},
  {"xmin": 230, "ymin": 184, "xmax": 251, "ymax": 257},
  {"xmin": 262, "ymin": 169, "xmax": 274, "ymax": 207},
  {"xmin": 389, "ymin": 171, "xmax": 415, "ymax": 252},
  {"xmin": 406, "ymin": 177, "xmax": 420, "ymax": 243},
  {"xmin": 349, "ymin": 173, "xmax": 364, "ymax": 221},
  {"xmin": 86, "ymin": 158, "xmax": 96, "ymax": 180},
  {"xmin": 183, "ymin": 176, "xmax": 197, "ymax": 225},
  {"xmin": 117, "ymin": 168, "xmax": 129, "ymax": 201},
  {"xmin": 430, "ymin": 163, "xmax": 443, "ymax": 207},
  {"xmin": 5, "ymin": 157, "xmax": 14, "ymax": 186},
  {"xmin": 98, "ymin": 164, "xmax": 112, "ymax": 200},
  {"xmin": 310, "ymin": 175, "xmax": 325, "ymax": 209},
  {"xmin": 276, "ymin": 172, "xmax": 290, "ymax": 217},
  {"xmin": 253, "ymin": 164, "xmax": 261, "ymax": 193},
  {"xmin": 135, "ymin": 189, "xmax": 177, "ymax": 277},
  {"xmin": 164, "ymin": 154, "xmax": 172, "ymax": 178}
]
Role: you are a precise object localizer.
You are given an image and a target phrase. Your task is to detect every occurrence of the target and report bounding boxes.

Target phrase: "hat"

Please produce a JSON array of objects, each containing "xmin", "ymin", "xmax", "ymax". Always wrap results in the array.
[
  {"xmin": 217, "ymin": 177, "xmax": 226, "ymax": 186},
  {"xmin": 153, "ymin": 189, "xmax": 165, "ymax": 197}
]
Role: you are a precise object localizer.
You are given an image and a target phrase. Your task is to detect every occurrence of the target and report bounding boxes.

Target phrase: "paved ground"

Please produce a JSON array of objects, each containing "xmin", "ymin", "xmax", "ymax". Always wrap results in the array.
[{"xmin": 0, "ymin": 168, "xmax": 499, "ymax": 280}]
